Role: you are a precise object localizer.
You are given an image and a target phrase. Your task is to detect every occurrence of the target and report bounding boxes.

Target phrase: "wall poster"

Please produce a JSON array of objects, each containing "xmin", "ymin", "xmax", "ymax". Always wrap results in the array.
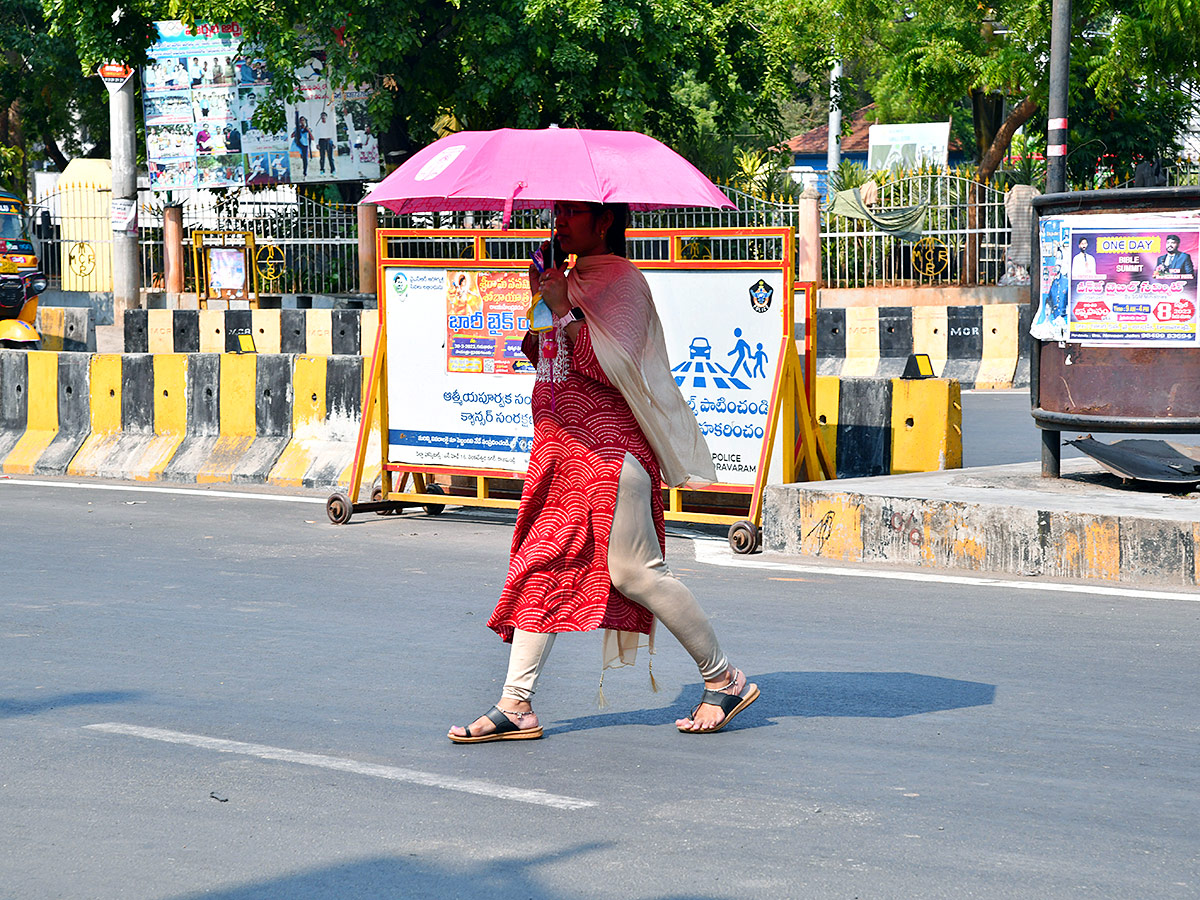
[{"xmin": 1032, "ymin": 212, "xmax": 1200, "ymax": 346}]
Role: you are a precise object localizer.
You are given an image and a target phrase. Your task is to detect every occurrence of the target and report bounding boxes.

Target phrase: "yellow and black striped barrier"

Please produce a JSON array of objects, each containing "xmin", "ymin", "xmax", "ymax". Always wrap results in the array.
[
  {"xmin": 0, "ymin": 350, "xmax": 379, "ymax": 490},
  {"xmin": 811, "ymin": 304, "xmax": 1032, "ymax": 389}
]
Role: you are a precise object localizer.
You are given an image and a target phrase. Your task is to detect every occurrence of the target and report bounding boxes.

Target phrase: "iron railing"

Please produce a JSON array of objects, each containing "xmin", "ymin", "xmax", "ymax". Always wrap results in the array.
[
  {"xmin": 820, "ymin": 174, "xmax": 1012, "ymax": 289},
  {"xmin": 27, "ymin": 177, "xmax": 1024, "ymax": 295}
]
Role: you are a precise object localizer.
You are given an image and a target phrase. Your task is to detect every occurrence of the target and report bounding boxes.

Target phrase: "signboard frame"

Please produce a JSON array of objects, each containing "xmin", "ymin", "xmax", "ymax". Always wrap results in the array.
[
  {"xmin": 191, "ymin": 230, "xmax": 259, "ymax": 307},
  {"xmin": 330, "ymin": 226, "xmax": 831, "ymax": 551}
]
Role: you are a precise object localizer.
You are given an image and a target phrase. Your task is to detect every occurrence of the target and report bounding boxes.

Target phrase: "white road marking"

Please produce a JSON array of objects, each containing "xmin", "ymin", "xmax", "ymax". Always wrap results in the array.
[
  {"xmin": 692, "ymin": 539, "xmax": 1200, "ymax": 603},
  {"xmin": 0, "ymin": 478, "xmax": 325, "ymax": 504},
  {"xmin": 84, "ymin": 722, "xmax": 595, "ymax": 810}
]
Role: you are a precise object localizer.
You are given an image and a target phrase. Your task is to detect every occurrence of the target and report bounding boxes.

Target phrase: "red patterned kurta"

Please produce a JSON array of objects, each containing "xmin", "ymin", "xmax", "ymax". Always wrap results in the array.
[{"xmin": 487, "ymin": 323, "xmax": 663, "ymax": 642}]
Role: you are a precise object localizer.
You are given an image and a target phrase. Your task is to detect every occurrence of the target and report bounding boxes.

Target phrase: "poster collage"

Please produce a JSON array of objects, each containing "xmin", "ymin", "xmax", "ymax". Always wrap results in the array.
[
  {"xmin": 1033, "ymin": 213, "xmax": 1200, "ymax": 346},
  {"xmin": 142, "ymin": 21, "xmax": 380, "ymax": 190}
]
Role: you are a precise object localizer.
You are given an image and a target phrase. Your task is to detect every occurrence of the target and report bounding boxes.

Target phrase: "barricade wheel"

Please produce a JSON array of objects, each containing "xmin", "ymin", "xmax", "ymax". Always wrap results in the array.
[
  {"xmin": 371, "ymin": 477, "xmax": 397, "ymax": 515},
  {"xmin": 423, "ymin": 482, "xmax": 446, "ymax": 517},
  {"xmin": 728, "ymin": 520, "xmax": 759, "ymax": 555},
  {"xmin": 326, "ymin": 492, "xmax": 353, "ymax": 525}
]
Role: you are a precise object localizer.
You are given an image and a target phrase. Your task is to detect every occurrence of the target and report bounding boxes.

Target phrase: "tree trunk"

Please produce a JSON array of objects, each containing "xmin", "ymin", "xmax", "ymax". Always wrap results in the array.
[
  {"xmin": 979, "ymin": 96, "xmax": 1039, "ymax": 184},
  {"xmin": 41, "ymin": 131, "xmax": 68, "ymax": 171}
]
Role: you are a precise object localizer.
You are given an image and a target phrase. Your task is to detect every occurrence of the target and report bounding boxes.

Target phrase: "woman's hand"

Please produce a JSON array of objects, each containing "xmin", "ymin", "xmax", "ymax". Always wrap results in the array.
[{"xmin": 538, "ymin": 264, "xmax": 570, "ymax": 316}]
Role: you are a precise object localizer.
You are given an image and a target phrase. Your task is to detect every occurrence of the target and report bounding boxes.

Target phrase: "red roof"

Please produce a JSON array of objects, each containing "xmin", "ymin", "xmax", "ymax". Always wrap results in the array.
[{"xmin": 783, "ymin": 104, "xmax": 876, "ymax": 155}]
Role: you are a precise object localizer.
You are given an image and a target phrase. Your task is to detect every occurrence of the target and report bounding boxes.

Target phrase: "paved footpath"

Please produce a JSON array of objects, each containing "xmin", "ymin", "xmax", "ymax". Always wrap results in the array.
[{"xmin": 2, "ymin": 477, "xmax": 1197, "ymax": 899}]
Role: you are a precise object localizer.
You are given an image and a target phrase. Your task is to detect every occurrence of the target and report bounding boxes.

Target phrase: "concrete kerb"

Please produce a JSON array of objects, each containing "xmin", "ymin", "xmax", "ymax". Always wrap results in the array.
[{"xmin": 764, "ymin": 458, "xmax": 1200, "ymax": 588}]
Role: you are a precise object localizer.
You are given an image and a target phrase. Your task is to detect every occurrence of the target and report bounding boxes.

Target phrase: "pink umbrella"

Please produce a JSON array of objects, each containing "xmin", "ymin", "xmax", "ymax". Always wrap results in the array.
[{"xmin": 362, "ymin": 127, "xmax": 734, "ymax": 226}]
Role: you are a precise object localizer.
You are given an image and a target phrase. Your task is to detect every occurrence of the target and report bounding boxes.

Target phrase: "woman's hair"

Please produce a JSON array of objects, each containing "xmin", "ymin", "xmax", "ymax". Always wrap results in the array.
[{"xmin": 587, "ymin": 202, "xmax": 630, "ymax": 257}]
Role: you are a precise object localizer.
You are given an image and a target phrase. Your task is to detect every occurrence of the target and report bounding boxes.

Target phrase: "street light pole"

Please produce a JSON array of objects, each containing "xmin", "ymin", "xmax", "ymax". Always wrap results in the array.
[
  {"xmin": 1041, "ymin": 0, "xmax": 1071, "ymax": 477},
  {"xmin": 826, "ymin": 61, "xmax": 843, "ymax": 175}
]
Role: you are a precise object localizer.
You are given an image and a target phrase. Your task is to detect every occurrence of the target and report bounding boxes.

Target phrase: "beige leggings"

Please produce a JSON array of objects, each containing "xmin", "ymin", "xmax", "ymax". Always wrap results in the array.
[{"xmin": 502, "ymin": 453, "xmax": 728, "ymax": 703}]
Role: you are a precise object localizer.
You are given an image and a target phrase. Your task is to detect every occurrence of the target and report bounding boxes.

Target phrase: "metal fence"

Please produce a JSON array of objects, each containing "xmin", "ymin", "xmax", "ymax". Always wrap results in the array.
[
  {"xmin": 820, "ymin": 174, "xmax": 1012, "ymax": 289},
  {"xmin": 140, "ymin": 187, "xmax": 359, "ymax": 295},
  {"xmin": 30, "ymin": 182, "xmax": 359, "ymax": 295},
  {"xmin": 28, "ymin": 177, "xmax": 1019, "ymax": 295}
]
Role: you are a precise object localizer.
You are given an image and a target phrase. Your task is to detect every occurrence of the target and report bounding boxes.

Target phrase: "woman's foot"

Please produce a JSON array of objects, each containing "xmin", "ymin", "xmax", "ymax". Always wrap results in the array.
[
  {"xmin": 676, "ymin": 667, "xmax": 759, "ymax": 733},
  {"xmin": 448, "ymin": 702, "xmax": 542, "ymax": 743}
]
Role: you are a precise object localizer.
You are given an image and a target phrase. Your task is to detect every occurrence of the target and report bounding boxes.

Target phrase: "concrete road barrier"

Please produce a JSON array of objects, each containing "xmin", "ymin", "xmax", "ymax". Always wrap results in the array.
[
  {"xmin": 0, "ymin": 351, "xmax": 92, "ymax": 475},
  {"xmin": 814, "ymin": 375, "xmax": 962, "ymax": 478},
  {"xmin": 815, "ymin": 305, "xmax": 1032, "ymax": 388},
  {"xmin": 124, "ymin": 309, "xmax": 374, "ymax": 356},
  {"xmin": 0, "ymin": 349, "xmax": 377, "ymax": 492}
]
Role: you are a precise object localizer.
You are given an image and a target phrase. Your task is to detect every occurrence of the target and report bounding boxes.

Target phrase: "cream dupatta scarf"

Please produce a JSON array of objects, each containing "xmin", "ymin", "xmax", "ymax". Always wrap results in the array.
[{"xmin": 565, "ymin": 254, "xmax": 717, "ymax": 690}]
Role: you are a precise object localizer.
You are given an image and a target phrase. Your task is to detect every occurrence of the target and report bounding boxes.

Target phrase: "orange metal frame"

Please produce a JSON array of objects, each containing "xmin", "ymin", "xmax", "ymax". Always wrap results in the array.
[{"xmin": 346, "ymin": 227, "xmax": 831, "ymax": 527}]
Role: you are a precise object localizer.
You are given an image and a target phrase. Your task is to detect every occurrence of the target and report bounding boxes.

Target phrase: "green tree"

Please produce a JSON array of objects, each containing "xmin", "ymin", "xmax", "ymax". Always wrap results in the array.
[
  {"xmin": 825, "ymin": 0, "xmax": 1200, "ymax": 184},
  {"xmin": 39, "ymin": 0, "xmax": 822, "ymax": 181},
  {"xmin": 0, "ymin": 0, "xmax": 115, "ymax": 190}
]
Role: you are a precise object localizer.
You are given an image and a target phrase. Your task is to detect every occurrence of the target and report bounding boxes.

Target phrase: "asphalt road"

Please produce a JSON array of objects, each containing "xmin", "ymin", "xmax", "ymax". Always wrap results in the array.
[
  {"xmin": 2, "ymin": 478, "xmax": 1197, "ymax": 899},
  {"xmin": 961, "ymin": 388, "xmax": 1200, "ymax": 468}
]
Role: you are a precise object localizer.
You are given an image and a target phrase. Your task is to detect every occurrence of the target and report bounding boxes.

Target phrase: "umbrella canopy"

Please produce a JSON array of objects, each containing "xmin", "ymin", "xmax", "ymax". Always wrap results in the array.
[{"xmin": 363, "ymin": 127, "xmax": 734, "ymax": 224}]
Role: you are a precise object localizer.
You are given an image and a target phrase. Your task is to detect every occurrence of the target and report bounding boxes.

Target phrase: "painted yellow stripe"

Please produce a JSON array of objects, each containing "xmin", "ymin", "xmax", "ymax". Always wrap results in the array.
[
  {"xmin": 199, "ymin": 310, "xmax": 226, "ymax": 353},
  {"xmin": 796, "ymin": 493, "xmax": 863, "ymax": 562},
  {"xmin": 88, "ymin": 354, "xmax": 123, "ymax": 432},
  {"xmin": 219, "ymin": 352, "xmax": 257, "ymax": 436},
  {"xmin": 66, "ymin": 354, "xmax": 123, "ymax": 477},
  {"xmin": 147, "ymin": 309, "xmax": 174, "ymax": 354},
  {"xmin": 911, "ymin": 306, "xmax": 949, "ymax": 378},
  {"xmin": 269, "ymin": 355, "xmax": 326, "ymax": 487},
  {"xmin": 360, "ymin": 309, "xmax": 380, "ymax": 358},
  {"xmin": 975, "ymin": 304, "xmax": 1019, "ymax": 389},
  {"xmin": 196, "ymin": 353, "xmax": 256, "ymax": 484},
  {"xmin": 126, "ymin": 353, "xmax": 189, "ymax": 481},
  {"xmin": 814, "ymin": 375, "xmax": 839, "ymax": 467},
  {"xmin": 839, "ymin": 307, "xmax": 880, "ymax": 377},
  {"xmin": 251, "ymin": 309, "xmax": 282, "ymax": 354},
  {"xmin": 305, "ymin": 308, "xmax": 333, "ymax": 356},
  {"xmin": 3, "ymin": 352, "xmax": 59, "ymax": 474}
]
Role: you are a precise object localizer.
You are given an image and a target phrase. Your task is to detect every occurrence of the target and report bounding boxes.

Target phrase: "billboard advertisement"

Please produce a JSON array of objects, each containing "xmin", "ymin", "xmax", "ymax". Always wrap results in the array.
[
  {"xmin": 382, "ymin": 264, "xmax": 786, "ymax": 485},
  {"xmin": 142, "ymin": 21, "xmax": 380, "ymax": 190}
]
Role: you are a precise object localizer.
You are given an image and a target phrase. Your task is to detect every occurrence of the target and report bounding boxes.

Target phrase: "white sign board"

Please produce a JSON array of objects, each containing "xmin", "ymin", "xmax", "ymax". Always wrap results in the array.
[
  {"xmin": 382, "ymin": 264, "xmax": 787, "ymax": 485},
  {"xmin": 867, "ymin": 122, "xmax": 951, "ymax": 170}
]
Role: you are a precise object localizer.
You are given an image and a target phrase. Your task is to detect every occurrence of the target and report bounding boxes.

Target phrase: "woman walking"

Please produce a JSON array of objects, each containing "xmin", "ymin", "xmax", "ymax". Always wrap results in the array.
[{"xmin": 448, "ymin": 201, "xmax": 758, "ymax": 743}]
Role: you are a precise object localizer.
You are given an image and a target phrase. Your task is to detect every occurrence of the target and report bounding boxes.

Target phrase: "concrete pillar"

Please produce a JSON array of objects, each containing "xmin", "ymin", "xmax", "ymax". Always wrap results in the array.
[
  {"xmin": 109, "ymin": 75, "xmax": 141, "ymax": 322},
  {"xmin": 164, "ymin": 205, "xmax": 184, "ymax": 307},
  {"xmin": 797, "ymin": 189, "xmax": 822, "ymax": 288},
  {"xmin": 357, "ymin": 202, "xmax": 378, "ymax": 296},
  {"xmin": 826, "ymin": 61, "xmax": 843, "ymax": 174}
]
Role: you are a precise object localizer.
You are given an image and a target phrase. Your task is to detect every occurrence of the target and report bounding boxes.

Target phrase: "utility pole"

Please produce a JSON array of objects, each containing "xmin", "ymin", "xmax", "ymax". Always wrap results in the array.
[
  {"xmin": 1045, "ymin": 0, "xmax": 1071, "ymax": 194},
  {"xmin": 106, "ymin": 67, "xmax": 141, "ymax": 322},
  {"xmin": 1040, "ymin": 0, "xmax": 1071, "ymax": 479},
  {"xmin": 826, "ymin": 61, "xmax": 843, "ymax": 176}
]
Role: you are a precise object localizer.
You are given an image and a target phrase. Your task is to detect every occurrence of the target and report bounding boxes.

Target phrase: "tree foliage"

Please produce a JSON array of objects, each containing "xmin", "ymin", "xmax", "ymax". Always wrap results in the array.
[
  {"xmin": 824, "ymin": 0, "xmax": 1200, "ymax": 184},
  {"xmin": 65, "ymin": 0, "xmax": 815, "ymax": 174},
  {"xmin": 0, "ymin": 0, "xmax": 113, "ymax": 181}
]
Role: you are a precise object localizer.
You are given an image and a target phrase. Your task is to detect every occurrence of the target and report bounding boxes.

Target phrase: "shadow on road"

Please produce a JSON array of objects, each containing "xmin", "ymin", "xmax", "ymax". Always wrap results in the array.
[
  {"xmin": 0, "ymin": 689, "xmax": 145, "ymax": 719},
  {"xmin": 168, "ymin": 849, "xmax": 734, "ymax": 900},
  {"xmin": 545, "ymin": 670, "xmax": 996, "ymax": 735}
]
